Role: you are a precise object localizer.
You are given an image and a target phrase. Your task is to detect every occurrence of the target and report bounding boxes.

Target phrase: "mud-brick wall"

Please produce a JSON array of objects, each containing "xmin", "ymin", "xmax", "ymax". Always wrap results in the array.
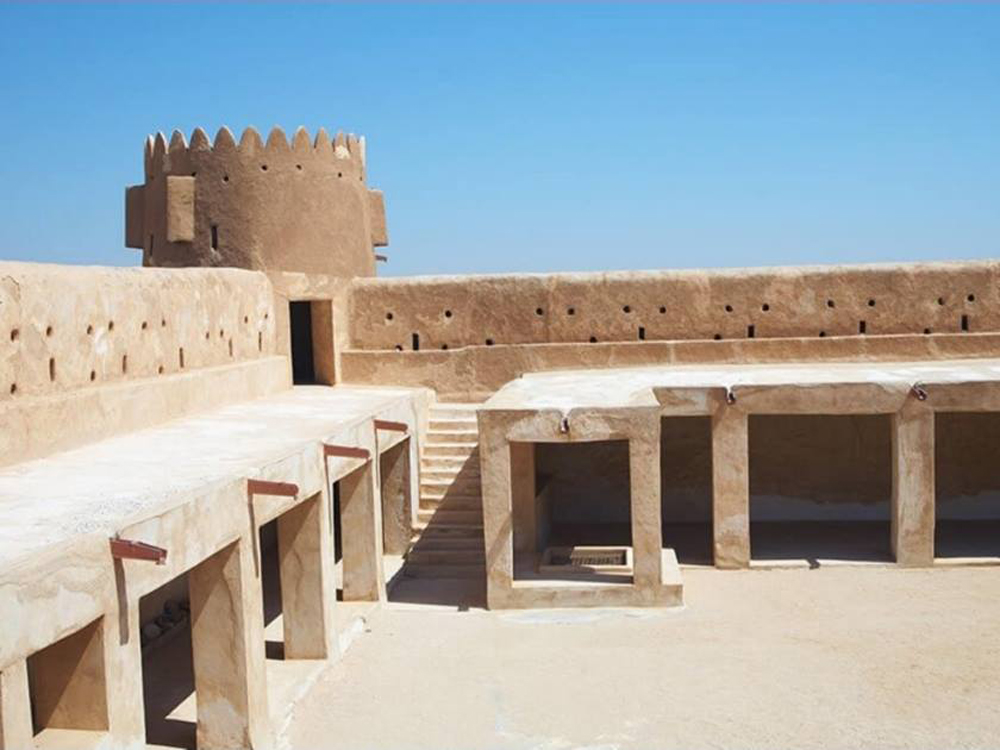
[
  {"xmin": 0, "ymin": 263, "xmax": 278, "ymax": 399},
  {"xmin": 350, "ymin": 262, "xmax": 1000, "ymax": 351}
]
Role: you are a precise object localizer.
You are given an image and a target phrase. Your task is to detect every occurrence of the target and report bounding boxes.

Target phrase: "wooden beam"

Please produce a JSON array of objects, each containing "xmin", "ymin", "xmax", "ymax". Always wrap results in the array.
[
  {"xmin": 247, "ymin": 479, "xmax": 299, "ymax": 498},
  {"xmin": 110, "ymin": 538, "xmax": 167, "ymax": 565},
  {"xmin": 374, "ymin": 419, "xmax": 408, "ymax": 433},
  {"xmin": 323, "ymin": 444, "xmax": 370, "ymax": 460}
]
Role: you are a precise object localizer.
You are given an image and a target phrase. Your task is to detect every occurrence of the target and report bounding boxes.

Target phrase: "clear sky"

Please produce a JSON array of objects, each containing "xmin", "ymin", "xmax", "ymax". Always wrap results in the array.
[{"xmin": 0, "ymin": 3, "xmax": 998, "ymax": 277}]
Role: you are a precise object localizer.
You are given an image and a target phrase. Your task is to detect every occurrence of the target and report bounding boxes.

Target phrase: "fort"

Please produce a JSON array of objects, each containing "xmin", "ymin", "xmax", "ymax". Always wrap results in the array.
[{"xmin": 2, "ymin": 125, "xmax": 1000, "ymax": 748}]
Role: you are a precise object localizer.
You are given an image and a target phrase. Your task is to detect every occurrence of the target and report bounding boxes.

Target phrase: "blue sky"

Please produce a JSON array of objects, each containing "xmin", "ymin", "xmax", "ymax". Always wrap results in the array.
[{"xmin": 0, "ymin": 3, "xmax": 998, "ymax": 276}]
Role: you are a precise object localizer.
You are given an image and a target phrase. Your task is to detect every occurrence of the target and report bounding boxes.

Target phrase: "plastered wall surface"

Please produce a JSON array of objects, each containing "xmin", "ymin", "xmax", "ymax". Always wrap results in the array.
[{"xmin": 126, "ymin": 127, "xmax": 386, "ymax": 278}]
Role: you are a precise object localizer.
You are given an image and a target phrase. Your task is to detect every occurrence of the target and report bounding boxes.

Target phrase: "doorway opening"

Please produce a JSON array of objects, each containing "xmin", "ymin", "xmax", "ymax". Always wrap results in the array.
[
  {"xmin": 749, "ymin": 414, "xmax": 892, "ymax": 564},
  {"xmin": 660, "ymin": 416, "xmax": 713, "ymax": 565},
  {"xmin": 288, "ymin": 299, "xmax": 334, "ymax": 385},
  {"xmin": 935, "ymin": 412, "xmax": 1000, "ymax": 561}
]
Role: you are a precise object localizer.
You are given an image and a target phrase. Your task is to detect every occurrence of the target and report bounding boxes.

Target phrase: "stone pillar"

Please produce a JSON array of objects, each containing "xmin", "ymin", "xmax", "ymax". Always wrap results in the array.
[
  {"xmin": 26, "ymin": 618, "xmax": 108, "ymax": 732},
  {"xmin": 510, "ymin": 442, "xmax": 538, "ymax": 555},
  {"xmin": 278, "ymin": 493, "xmax": 333, "ymax": 659},
  {"xmin": 0, "ymin": 660, "xmax": 33, "ymax": 750},
  {"xmin": 106, "ymin": 576, "xmax": 146, "ymax": 748},
  {"xmin": 892, "ymin": 403, "xmax": 935, "ymax": 566},
  {"xmin": 340, "ymin": 463, "xmax": 386, "ymax": 602},
  {"xmin": 379, "ymin": 439, "xmax": 412, "ymax": 556},
  {"xmin": 712, "ymin": 407, "xmax": 750, "ymax": 568},
  {"xmin": 188, "ymin": 540, "xmax": 272, "ymax": 750},
  {"xmin": 480, "ymin": 423, "xmax": 514, "ymax": 609},
  {"xmin": 630, "ymin": 420, "xmax": 663, "ymax": 592}
]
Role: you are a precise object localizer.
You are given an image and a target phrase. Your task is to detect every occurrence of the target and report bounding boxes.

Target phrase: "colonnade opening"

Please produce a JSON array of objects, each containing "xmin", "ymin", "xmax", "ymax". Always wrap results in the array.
[
  {"xmin": 749, "ymin": 414, "xmax": 892, "ymax": 564},
  {"xmin": 514, "ymin": 440, "xmax": 633, "ymax": 583},
  {"xmin": 935, "ymin": 412, "xmax": 1000, "ymax": 561},
  {"xmin": 660, "ymin": 416, "xmax": 713, "ymax": 565}
]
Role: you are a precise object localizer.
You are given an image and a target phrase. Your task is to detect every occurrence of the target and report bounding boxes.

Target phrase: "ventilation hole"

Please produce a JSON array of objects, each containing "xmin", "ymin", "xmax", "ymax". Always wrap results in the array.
[
  {"xmin": 179, "ymin": 348, "xmax": 185, "ymax": 369},
  {"xmin": 86, "ymin": 324, "xmax": 93, "ymax": 335},
  {"xmin": 924, "ymin": 328, "xmax": 932, "ymax": 335},
  {"xmin": 385, "ymin": 312, "xmax": 394, "ymax": 321},
  {"xmin": 9, "ymin": 383, "xmax": 15, "ymax": 395},
  {"xmin": 412, "ymin": 333, "xmax": 420, "ymax": 351},
  {"xmin": 337, "ymin": 172, "xmax": 343, "ymax": 178},
  {"xmin": 761, "ymin": 304, "xmax": 770, "ymax": 312},
  {"xmin": 141, "ymin": 321, "xmax": 148, "ymax": 331},
  {"xmin": 158, "ymin": 365, "xmax": 164, "ymax": 375},
  {"xmin": 219, "ymin": 329, "xmax": 224, "ymax": 338},
  {"xmin": 205, "ymin": 331, "xmax": 210, "ymax": 340},
  {"xmin": 567, "ymin": 307, "xmax": 576, "ymax": 316},
  {"xmin": 244, "ymin": 315, "xmax": 249, "ymax": 324},
  {"xmin": 659, "ymin": 306, "xmax": 667, "ymax": 314},
  {"xmin": 108, "ymin": 320, "xmax": 114, "ymax": 332},
  {"xmin": 9, "ymin": 328, "xmax": 18, "ymax": 342},
  {"xmin": 48, "ymin": 358, "xmax": 55, "ymax": 381},
  {"xmin": 444, "ymin": 310, "xmax": 453, "ymax": 318},
  {"xmin": 859, "ymin": 320, "xmax": 867, "ymax": 334},
  {"xmin": 535, "ymin": 308, "xmax": 544, "ymax": 316},
  {"xmin": 747, "ymin": 325, "xmax": 755, "ymax": 339},
  {"xmin": 121, "ymin": 354, "xmax": 128, "ymax": 374},
  {"xmin": 441, "ymin": 344, "xmax": 449, "ymax": 350},
  {"xmin": 961, "ymin": 314, "xmax": 970, "ymax": 332},
  {"xmin": 264, "ymin": 312, "xmax": 269, "ymax": 320},
  {"xmin": 261, "ymin": 164, "xmax": 268, "ymax": 171},
  {"xmin": 89, "ymin": 370, "xmax": 96, "ymax": 382},
  {"xmin": 149, "ymin": 234, "xmax": 155, "ymax": 252},
  {"xmin": 258, "ymin": 332, "xmax": 263, "ymax": 352},
  {"xmin": 713, "ymin": 333, "xmax": 722, "ymax": 340},
  {"xmin": 638, "ymin": 326, "xmax": 646, "ymax": 341},
  {"xmin": 394, "ymin": 344, "xmax": 403, "ymax": 351},
  {"xmin": 938, "ymin": 297, "xmax": 945, "ymax": 306},
  {"xmin": 724, "ymin": 305, "xmax": 733, "ymax": 313},
  {"xmin": 968, "ymin": 294, "xmax": 976, "ymax": 302},
  {"xmin": 868, "ymin": 299, "xmax": 876, "ymax": 307},
  {"xmin": 296, "ymin": 164, "xmax": 303, "ymax": 171},
  {"xmin": 827, "ymin": 300, "xmax": 835, "ymax": 308},
  {"xmin": 589, "ymin": 336, "xmax": 597, "ymax": 343},
  {"xmin": 229, "ymin": 339, "xmax": 234, "ymax": 357},
  {"xmin": 819, "ymin": 331, "xmax": 826, "ymax": 338},
  {"xmin": 211, "ymin": 224, "xmax": 219, "ymax": 250},
  {"xmin": 46, "ymin": 325, "xmax": 53, "ymax": 337},
  {"xmin": 223, "ymin": 175, "xmax": 229, "ymax": 183},
  {"xmin": 485, "ymin": 338, "xmax": 495, "ymax": 346},
  {"xmin": 622, "ymin": 305, "xmax": 631, "ymax": 314},
  {"xmin": 161, "ymin": 319, "xmax": 166, "ymax": 328}
]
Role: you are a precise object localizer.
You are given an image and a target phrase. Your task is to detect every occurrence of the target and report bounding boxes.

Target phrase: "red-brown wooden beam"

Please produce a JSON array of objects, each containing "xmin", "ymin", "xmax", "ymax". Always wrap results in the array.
[
  {"xmin": 374, "ymin": 419, "xmax": 408, "ymax": 433},
  {"xmin": 323, "ymin": 444, "xmax": 371, "ymax": 460},
  {"xmin": 110, "ymin": 538, "xmax": 168, "ymax": 565},
  {"xmin": 247, "ymin": 479, "xmax": 299, "ymax": 498}
]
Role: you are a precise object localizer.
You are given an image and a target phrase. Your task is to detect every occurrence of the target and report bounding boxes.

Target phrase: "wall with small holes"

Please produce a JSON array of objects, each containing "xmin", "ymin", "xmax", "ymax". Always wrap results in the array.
[
  {"xmin": 0, "ymin": 262, "xmax": 278, "ymax": 400},
  {"xmin": 349, "ymin": 261, "xmax": 999, "ymax": 352}
]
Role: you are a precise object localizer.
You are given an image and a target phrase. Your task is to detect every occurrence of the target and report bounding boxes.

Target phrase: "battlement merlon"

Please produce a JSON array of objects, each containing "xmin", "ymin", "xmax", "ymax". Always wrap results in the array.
[{"xmin": 125, "ymin": 126, "xmax": 388, "ymax": 278}]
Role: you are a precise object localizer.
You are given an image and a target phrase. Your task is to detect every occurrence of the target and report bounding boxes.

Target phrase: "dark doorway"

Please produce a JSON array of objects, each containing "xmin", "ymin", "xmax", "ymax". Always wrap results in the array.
[
  {"xmin": 661, "ymin": 416, "xmax": 713, "ymax": 565},
  {"xmin": 289, "ymin": 301, "xmax": 316, "ymax": 384},
  {"xmin": 259, "ymin": 519, "xmax": 283, "ymax": 660},
  {"xmin": 332, "ymin": 479, "xmax": 343, "ymax": 598}
]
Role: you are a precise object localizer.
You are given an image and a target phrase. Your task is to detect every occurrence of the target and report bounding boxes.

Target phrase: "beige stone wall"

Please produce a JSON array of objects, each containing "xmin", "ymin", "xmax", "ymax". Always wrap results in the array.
[
  {"xmin": 349, "ymin": 261, "xmax": 999, "ymax": 351},
  {"xmin": 0, "ymin": 262, "xmax": 284, "ymax": 465}
]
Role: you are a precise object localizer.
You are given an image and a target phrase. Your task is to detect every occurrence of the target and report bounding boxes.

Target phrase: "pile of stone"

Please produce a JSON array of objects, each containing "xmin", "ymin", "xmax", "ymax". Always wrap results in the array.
[{"xmin": 140, "ymin": 599, "xmax": 190, "ymax": 649}]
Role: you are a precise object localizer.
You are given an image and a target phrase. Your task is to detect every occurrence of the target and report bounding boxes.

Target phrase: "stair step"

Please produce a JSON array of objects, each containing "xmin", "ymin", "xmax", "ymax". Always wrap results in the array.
[
  {"xmin": 407, "ymin": 549, "xmax": 484, "ymax": 565},
  {"xmin": 411, "ymin": 534, "xmax": 483, "ymax": 550},
  {"xmin": 423, "ymin": 443, "xmax": 479, "ymax": 458},
  {"xmin": 415, "ymin": 520, "xmax": 483, "ymax": 536},
  {"xmin": 420, "ymin": 455, "xmax": 480, "ymax": 469},
  {"xmin": 425, "ymin": 431, "xmax": 479, "ymax": 445},
  {"xmin": 421, "ymin": 476, "xmax": 482, "ymax": 490},
  {"xmin": 428, "ymin": 419, "xmax": 479, "ymax": 432},
  {"xmin": 404, "ymin": 563, "xmax": 486, "ymax": 579},
  {"xmin": 418, "ymin": 508, "xmax": 483, "ymax": 525},
  {"xmin": 429, "ymin": 405, "xmax": 480, "ymax": 420},
  {"xmin": 421, "ymin": 468, "xmax": 481, "ymax": 482},
  {"xmin": 419, "ymin": 497, "xmax": 482, "ymax": 511},
  {"xmin": 420, "ymin": 491, "xmax": 482, "ymax": 505}
]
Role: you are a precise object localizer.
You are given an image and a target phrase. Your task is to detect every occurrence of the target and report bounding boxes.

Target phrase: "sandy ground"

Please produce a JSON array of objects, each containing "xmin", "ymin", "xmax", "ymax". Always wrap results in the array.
[{"xmin": 284, "ymin": 567, "xmax": 1000, "ymax": 750}]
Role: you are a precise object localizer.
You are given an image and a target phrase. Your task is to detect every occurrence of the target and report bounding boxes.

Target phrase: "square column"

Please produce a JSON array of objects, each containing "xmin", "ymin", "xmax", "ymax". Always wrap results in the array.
[
  {"xmin": 278, "ymin": 493, "xmax": 334, "ymax": 659},
  {"xmin": 630, "ymin": 423, "xmax": 663, "ymax": 592},
  {"xmin": 480, "ymin": 425, "xmax": 514, "ymax": 608},
  {"xmin": 510, "ymin": 442, "xmax": 539, "ymax": 555},
  {"xmin": 712, "ymin": 407, "xmax": 750, "ymax": 568},
  {"xmin": 340, "ymin": 463, "xmax": 386, "ymax": 602},
  {"xmin": 106, "ymin": 577, "xmax": 146, "ymax": 748},
  {"xmin": 0, "ymin": 660, "xmax": 32, "ymax": 750},
  {"xmin": 188, "ymin": 540, "xmax": 272, "ymax": 750},
  {"xmin": 892, "ymin": 403, "xmax": 935, "ymax": 566},
  {"xmin": 379, "ymin": 439, "xmax": 412, "ymax": 556}
]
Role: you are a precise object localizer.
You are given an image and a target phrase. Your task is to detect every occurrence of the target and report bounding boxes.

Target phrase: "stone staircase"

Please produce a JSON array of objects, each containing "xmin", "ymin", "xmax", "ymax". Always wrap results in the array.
[{"xmin": 405, "ymin": 403, "xmax": 485, "ymax": 578}]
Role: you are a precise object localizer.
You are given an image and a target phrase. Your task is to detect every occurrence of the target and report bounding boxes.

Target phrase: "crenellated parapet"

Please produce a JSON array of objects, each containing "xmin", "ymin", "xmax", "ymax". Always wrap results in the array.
[{"xmin": 125, "ymin": 126, "xmax": 388, "ymax": 277}]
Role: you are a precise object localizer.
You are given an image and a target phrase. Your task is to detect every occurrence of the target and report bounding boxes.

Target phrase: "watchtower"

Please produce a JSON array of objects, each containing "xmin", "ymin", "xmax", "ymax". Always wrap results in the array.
[{"xmin": 125, "ymin": 126, "xmax": 388, "ymax": 277}]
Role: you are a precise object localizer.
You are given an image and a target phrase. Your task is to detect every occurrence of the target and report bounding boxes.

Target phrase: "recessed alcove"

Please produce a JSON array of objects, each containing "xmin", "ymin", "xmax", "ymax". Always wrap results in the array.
[{"xmin": 660, "ymin": 417, "xmax": 713, "ymax": 565}]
